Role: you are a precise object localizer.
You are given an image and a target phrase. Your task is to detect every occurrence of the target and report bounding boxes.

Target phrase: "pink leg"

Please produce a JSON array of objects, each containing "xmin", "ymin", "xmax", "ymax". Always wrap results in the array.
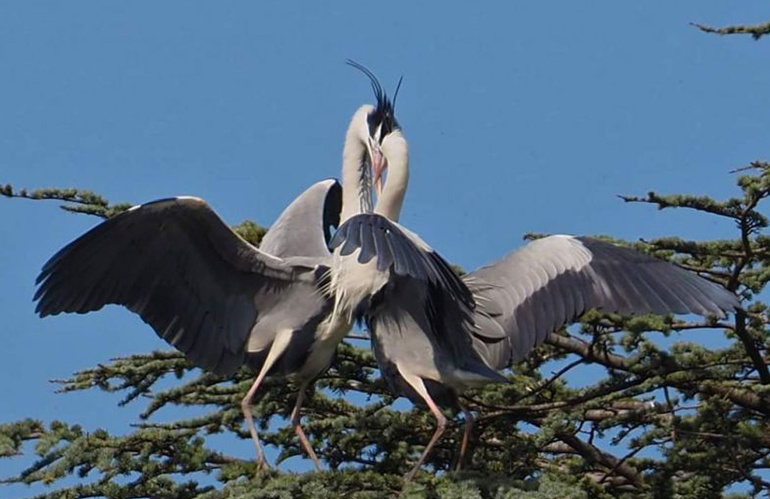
[
  {"xmin": 241, "ymin": 370, "xmax": 270, "ymax": 470},
  {"xmin": 290, "ymin": 382, "xmax": 323, "ymax": 472},
  {"xmin": 240, "ymin": 330, "xmax": 294, "ymax": 471},
  {"xmin": 455, "ymin": 405, "xmax": 474, "ymax": 471},
  {"xmin": 401, "ymin": 372, "xmax": 448, "ymax": 483}
]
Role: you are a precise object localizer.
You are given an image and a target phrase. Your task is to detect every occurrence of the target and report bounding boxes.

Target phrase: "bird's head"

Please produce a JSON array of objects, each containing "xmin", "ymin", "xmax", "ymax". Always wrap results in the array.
[{"xmin": 347, "ymin": 61, "xmax": 403, "ymax": 198}]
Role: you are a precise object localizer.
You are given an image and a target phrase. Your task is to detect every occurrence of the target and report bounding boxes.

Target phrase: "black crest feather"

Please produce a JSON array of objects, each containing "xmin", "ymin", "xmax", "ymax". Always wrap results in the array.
[{"xmin": 346, "ymin": 60, "xmax": 401, "ymax": 141}]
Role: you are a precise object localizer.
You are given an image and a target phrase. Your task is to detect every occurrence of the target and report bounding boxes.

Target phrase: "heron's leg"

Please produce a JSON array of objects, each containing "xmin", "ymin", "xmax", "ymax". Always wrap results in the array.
[
  {"xmin": 455, "ymin": 403, "xmax": 474, "ymax": 471},
  {"xmin": 241, "ymin": 329, "xmax": 294, "ymax": 470},
  {"xmin": 241, "ymin": 370, "xmax": 270, "ymax": 469},
  {"xmin": 290, "ymin": 381, "xmax": 323, "ymax": 472},
  {"xmin": 400, "ymin": 371, "xmax": 447, "ymax": 483}
]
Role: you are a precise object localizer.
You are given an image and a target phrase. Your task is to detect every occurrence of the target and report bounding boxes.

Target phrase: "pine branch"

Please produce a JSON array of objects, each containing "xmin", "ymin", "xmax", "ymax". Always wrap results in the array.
[
  {"xmin": 734, "ymin": 309, "xmax": 770, "ymax": 385},
  {"xmin": 557, "ymin": 432, "xmax": 644, "ymax": 488},
  {"xmin": 1, "ymin": 184, "xmax": 132, "ymax": 219},
  {"xmin": 692, "ymin": 20, "xmax": 770, "ymax": 40},
  {"xmin": 1, "ymin": 183, "xmax": 268, "ymax": 245}
]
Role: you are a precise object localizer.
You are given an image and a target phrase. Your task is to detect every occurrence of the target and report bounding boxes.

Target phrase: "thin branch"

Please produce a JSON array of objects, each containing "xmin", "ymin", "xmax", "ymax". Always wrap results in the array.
[
  {"xmin": 545, "ymin": 333, "xmax": 632, "ymax": 371},
  {"xmin": 515, "ymin": 357, "xmax": 585, "ymax": 404},
  {"xmin": 599, "ymin": 445, "xmax": 646, "ymax": 486},
  {"xmin": 557, "ymin": 432, "xmax": 644, "ymax": 488},
  {"xmin": 692, "ymin": 21, "xmax": 770, "ymax": 41},
  {"xmin": 734, "ymin": 310, "xmax": 770, "ymax": 385},
  {"xmin": 1, "ymin": 184, "xmax": 131, "ymax": 218}
]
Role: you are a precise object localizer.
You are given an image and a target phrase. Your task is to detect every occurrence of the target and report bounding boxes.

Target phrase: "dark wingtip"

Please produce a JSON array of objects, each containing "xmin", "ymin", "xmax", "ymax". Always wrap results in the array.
[
  {"xmin": 32, "ymin": 277, "xmax": 50, "ymax": 301},
  {"xmin": 34, "ymin": 300, "xmax": 47, "ymax": 317},
  {"xmin": 35, "ymin": 271, "xmax": 47, "ymax": 286}
]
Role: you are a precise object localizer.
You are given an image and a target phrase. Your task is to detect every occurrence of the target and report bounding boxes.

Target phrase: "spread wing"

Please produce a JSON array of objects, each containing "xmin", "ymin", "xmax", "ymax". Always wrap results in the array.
[
  {"xmin": 259, "ymin": 179, "xmax": 342, "ymax": 259},
  {"xmin": 465, "ymin": 235, "xmax": 741, "ymax": 368},
  {"xmin": 34, "ymin": 196, "xmax": 325, "ymax": 376}
]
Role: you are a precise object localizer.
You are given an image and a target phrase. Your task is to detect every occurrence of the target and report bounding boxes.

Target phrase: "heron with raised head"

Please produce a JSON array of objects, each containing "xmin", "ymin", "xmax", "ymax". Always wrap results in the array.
[
  {"xmin": 330, "ymin": 81, "xmax": 742, "ymax": 482},
  {"xmin": 32, "ymin": 63, "xmax": 407, "ymax": 471}
]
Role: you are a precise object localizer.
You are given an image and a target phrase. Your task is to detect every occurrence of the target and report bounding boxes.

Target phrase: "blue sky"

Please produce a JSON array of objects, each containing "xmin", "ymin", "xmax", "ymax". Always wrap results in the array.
[{"xmin": 1, "ymin": 1, "xmax": 769, "ymax": 495}]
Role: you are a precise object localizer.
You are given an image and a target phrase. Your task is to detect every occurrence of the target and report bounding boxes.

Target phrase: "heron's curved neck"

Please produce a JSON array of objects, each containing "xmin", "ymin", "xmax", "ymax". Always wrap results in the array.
[
  {"xmin": 375, "ymin": 132, "xmax": 408, "ymax": 223},
  {"xmin": 340, "ymin": 109, "xmax": 373, "ymax": 223}
]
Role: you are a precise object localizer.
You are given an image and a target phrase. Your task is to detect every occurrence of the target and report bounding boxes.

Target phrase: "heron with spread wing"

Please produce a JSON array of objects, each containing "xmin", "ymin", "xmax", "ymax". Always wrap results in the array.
[
  {"xmin": 32, "ymin": 63, "xmax": 407, "ymax": 471},
  {"xmin": 329, "ymin": 75, "xmax": 741, "ymax": 482}
]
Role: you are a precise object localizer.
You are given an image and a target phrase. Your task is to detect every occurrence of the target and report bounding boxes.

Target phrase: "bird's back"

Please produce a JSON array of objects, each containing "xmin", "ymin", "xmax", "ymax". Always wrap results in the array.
[{"xmin": 367, "ymin": 275, "xmax": 507, "ymax": 407}]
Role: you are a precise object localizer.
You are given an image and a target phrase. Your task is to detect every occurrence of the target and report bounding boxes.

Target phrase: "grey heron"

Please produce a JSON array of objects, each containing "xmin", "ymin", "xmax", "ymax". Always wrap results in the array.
[
  {"xmin": 330, "ymin": 97, "xmax": 741, "ymax": 482},
  {"xmin": 32, "ymin": 67, "xmax": 404, "ymax": 470}
]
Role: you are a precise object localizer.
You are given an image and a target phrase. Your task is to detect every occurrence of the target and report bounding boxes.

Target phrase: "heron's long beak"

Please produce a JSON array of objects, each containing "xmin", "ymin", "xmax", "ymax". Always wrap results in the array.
[{"xmin": 371, "ymin": 143, "xmax": 386, "ymax": 198}]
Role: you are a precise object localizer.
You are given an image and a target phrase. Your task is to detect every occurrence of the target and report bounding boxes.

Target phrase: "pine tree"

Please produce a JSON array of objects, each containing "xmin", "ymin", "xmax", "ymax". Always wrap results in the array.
[{"xmin": 2, "ymin": 20, "xmax": 769, "ymax": 499}]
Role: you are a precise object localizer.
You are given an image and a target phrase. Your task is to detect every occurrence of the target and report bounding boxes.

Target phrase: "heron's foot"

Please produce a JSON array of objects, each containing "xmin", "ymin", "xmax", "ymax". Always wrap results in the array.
[
  {"xmin": 453, "ymin": 450, "xmax": 469, "ymax": 472},
  {"xmin": 403, "ymin": 465, "xmax": 420, "ymax": 484}
]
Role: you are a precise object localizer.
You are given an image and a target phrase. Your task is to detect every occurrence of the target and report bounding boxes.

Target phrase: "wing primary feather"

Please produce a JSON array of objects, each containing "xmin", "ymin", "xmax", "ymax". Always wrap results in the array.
[
  {"xmin": 328, "ymin": 220, "xmax": 348, "ymax": 251},
  {"xmin": 569, "ymin": 272, "xmax": 588, "ymax": 319},
  {"xmin": 548, "ymin": 273, "xmax": 570, "ymax": 331},
  {"xmin": 518, "ymin": 277, "xmax": 539, "ymax": 342},
  {"xmin": 357, "ymin": 218, "xmax": 377, "ymax": 263},
  {"xmin": 190, "ymin": 311, "xmax": 221, "ymax": 371},
  {"xmin": 634, "ymin": 266, "xmax": 675, "ymax": 314},
  {"xmin": 386, "ymin": 227, "xmax": 410, "ymax": 275},
  {"xmin": 372, "ymin": 221, "xmax": 395, "ymax": 271},
  {"xmin": 600, "ymin": 263, "xmax": 644, "ymax": 315},
  {"xmin": 676, "ymin": 269, "xmax": 723, "ymax": 316},
  {"xmin": 619, "ymin": 265, "xmax": 667, "ymax": 315},
  {"xmin": 395, "ymin": 234, "xmax": 423, "ymax": 278},
  {"xmin": 671, "ymin": 276, "xmax": 712, "ymax": 315},
  {"xmin": 339, "ymin": 221, "xmax": 361, "ymax": 256},
  {"xmin": 642, "ymin": 264, "xmax": 696, "ymax": 315},
  {"xmin": 428, "ymin": 251, "xmax": 474, "ymax": 309},
  {"xmin": 530, "ymin": 284, "xmax": 554, "ymax": 351}
]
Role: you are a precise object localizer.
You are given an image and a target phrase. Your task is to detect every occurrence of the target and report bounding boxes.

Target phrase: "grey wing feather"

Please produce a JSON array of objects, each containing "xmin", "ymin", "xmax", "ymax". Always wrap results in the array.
[
  {"xmin": 330, "ymin": 213, "xmax": 475, "ymax": 309},
  {"xmin": 358, "ymin": 218, "xmax": 378, "ymax": 263},
  {"xmin": 339, "ymin": 218, "xmax": 361, "ymax": 256},
  {"xmin": 465, "ymin": 235, "xmax": 740, "ymax": 369},
  {"xmin": 259, "ymin": 179, "xmax": 342, "ymax": 258},
  {"xmin": 35, "ymin": 196, "xmax": 322, "ymax": 377},
  {"xmin": 371, "ymin": 219, "xmax": 395, "ymax": 271}
]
